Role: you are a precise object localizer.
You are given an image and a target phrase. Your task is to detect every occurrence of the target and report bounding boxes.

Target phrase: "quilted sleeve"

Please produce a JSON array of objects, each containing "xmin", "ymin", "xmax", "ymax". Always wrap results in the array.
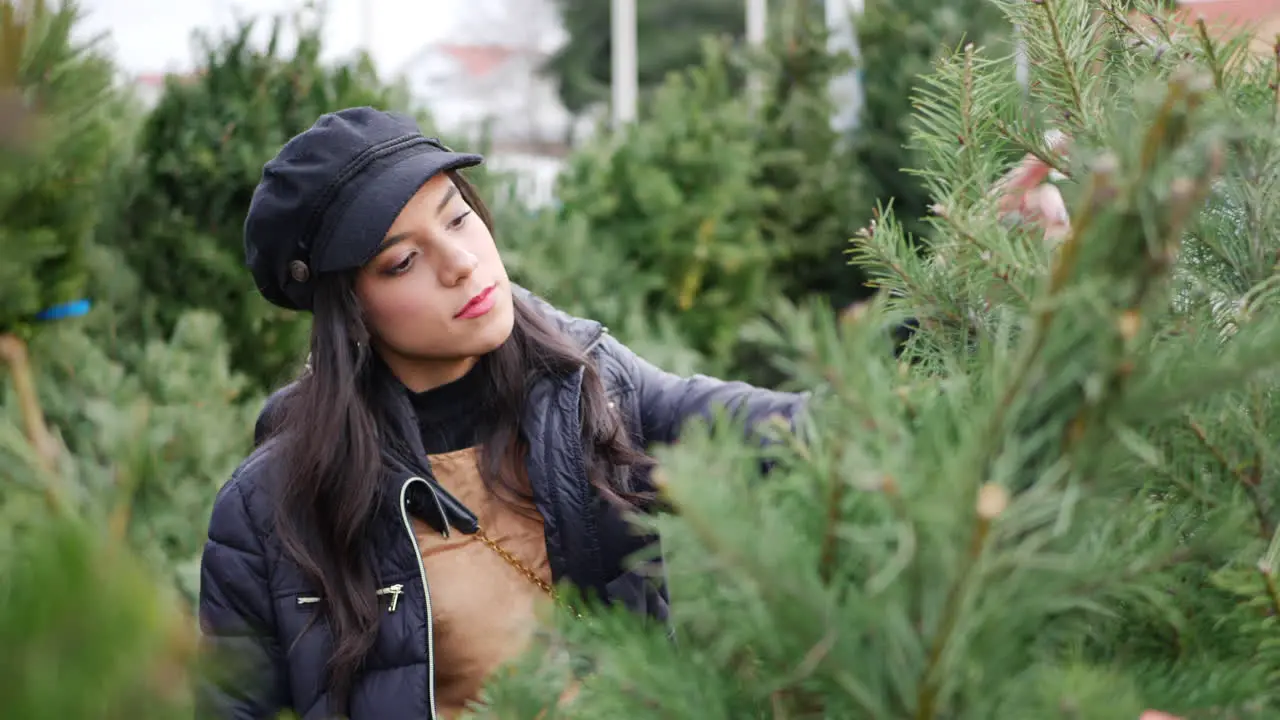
[
  {"xmin": 601, "ymin": 334, "xmax": 809, "ymax": 448},
  {"xmin": 195, "ymin": 480, "xmax": 292, "ymax": 719}
]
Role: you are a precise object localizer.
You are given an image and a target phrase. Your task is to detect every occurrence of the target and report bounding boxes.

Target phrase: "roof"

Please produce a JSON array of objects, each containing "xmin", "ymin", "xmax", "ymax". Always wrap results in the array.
[
  {"xmin": 132, "ymin": 71, "xmax": 200, "ymax": 88},
  {"xmin": 434, "ymin": 44, "xmax": 519, "ymax": 78},
  {"xmin": 1174, "ymin": 0, "xmax": 1280, "ymax": 25},
  {"xmin": 1126, "ymin": 0, "xmax": 1280, "ymax": 55}
]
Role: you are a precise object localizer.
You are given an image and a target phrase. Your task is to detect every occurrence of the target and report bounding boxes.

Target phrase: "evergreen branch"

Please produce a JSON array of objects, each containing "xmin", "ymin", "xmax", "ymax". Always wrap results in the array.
[
  {"xmin": 1238, "ymin": 273, "xmax": 1280, "ymax": 319},
  {"xmin": 0, "ymin": 332, "xmax": 65, "ymax": 513},
  {"xmin": 958, "ymin": 43, "xmax": 978, "ymax": 185},
  {"xmin": 990, "ymin": 268, "xmax": 1032, "ymax": 308},
  {"xmin": 1152, "ymin": 463, "xmax": 1221, "ymax": 509},
  {"xmin": 667, "ymin": 469, "xmax": 882, "ymax": 716},
  {"xmin": 818, "ymin": 443, "xmax": 846, "ymax": 585},
  {"xmin": 1187, "ymin": 419, "xmax": 1275, "ymax": 541},
  {"xmin": 1036, "ymin": 0, "xmax": 1086, "ymax": 124},
  {"xmin": 1194, "ymin": 19, "xmax": 1225, "ymax": 93},
  {"xmin": 1067, "ymin": 547, "xmax": 1193, "ymax": 599},
  {"xmin": 994, "ymin": 121, "xmax": 1072, "ymax": 179},
  {"xmin": 772, "ymin": 627, "xmax": 838, "ymax": 698},
  {"xmin": 1272, "ymin": 37, "xmax": 1280, "ymax": 128},
  {"xmin": 1258, "ymin": 562, "xmax": 1280, "ymax": 622},
  {"xmin": 1139, "ymin": 76, "xmax": 1200, "ymax": 183},
  {"xmin": 930, "ymin": 204, "xmax": 1033, "ymax": 307},
  {"xmin": 852, "ymin": 220, "xmax": 966, "ymax": 327},
  {"xmin": 914, "ymin": 484, "xmax": 1007, "ymax": 720},
  {"xmin": 1100, "ymin": 2, "xmax": 1153, "ymax": 49},
  {"xmin": 975, "ymin": 157, "xmax": 1112, "ymax": 466},
  {"xmin": 1144, "ymin": 11, "xmax": 1176, "ymax": 47}
]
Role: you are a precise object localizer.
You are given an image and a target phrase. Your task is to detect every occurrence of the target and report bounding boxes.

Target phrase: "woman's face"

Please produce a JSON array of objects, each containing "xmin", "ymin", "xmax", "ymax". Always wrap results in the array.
[{"xmin": 354, "ymin": 172, "xmax": 514, "ymax": 390}]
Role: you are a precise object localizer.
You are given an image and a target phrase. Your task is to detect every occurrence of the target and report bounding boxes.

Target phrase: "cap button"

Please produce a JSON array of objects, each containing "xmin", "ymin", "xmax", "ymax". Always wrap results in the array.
[{"xmin": 289, "ymin": 260, "xmax": 310, "ymax": 283}]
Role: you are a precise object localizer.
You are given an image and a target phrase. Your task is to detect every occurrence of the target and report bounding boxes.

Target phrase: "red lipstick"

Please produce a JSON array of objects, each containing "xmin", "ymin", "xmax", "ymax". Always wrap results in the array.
[{"xmin": 455, "ymin": 284, "xmax": 497, "ymax": 319}]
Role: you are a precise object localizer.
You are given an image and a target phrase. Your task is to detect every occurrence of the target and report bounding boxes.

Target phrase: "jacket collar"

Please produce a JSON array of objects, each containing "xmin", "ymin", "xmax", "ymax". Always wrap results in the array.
[{"xmin": 510, "ymin": 284, "xmax": 605, "ymax": 354}]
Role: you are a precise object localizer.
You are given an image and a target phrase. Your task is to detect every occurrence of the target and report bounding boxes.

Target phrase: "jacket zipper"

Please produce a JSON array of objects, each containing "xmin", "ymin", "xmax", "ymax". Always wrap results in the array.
[
  {"xmin": 376, "ymin": 583, "xmax": 404, "ymax": 612},
  {"xmin": 296, "ymin": 584, "xmax": 402, "ymax": 610},
  {"xmin": 399, "ymin": 477, "xmax": 439, "ymax": 720}
]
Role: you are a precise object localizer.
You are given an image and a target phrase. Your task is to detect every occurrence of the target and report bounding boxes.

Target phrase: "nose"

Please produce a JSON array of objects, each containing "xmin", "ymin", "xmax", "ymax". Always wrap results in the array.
[{"xmin": 437, "ymin": 240, "xmax": 479, "ymax": 287}]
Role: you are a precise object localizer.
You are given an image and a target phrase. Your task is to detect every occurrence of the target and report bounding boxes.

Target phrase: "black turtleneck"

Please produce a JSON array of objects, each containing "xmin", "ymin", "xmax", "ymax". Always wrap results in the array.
[{"xmin": 408, "ymin": 361, "xmax": 489, "ymax": 455}]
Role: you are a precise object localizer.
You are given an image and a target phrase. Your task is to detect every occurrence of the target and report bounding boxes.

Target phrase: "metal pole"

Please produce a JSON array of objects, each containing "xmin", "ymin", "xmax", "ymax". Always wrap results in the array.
[
  {"xmin": 611, "ymin": 0, "xmax": 638, "ymax": 126},
  {"xmin": 826, "ymin": 0, "xmax": 864, "ymax": 133},
  {"xmin": 746, "ymin": 0, "xmax": 767, "ymax": 47},
  {"xmin": 746, "ymin": 0, "xmax": 767, "ymax": 104},
  {"xmin": 361, "ymin": 0, "xmax": 375, "ymax": 55}
]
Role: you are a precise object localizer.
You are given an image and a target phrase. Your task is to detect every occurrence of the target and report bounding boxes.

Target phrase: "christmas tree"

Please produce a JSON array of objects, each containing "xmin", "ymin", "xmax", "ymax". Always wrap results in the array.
[
  {"xmin": 850, "ymin": 0, "xmax": 1009, "ymax": 243},
  {"xmin": 544, "ymin": 0, "xmax": 744, "ymax": 115},
  {"xmin": 474, "ymin": 1, "xmax": 1280, "ymax": 717},
  {"xmin": 0, "ymin": 3, "xmax": 215, "ymax": 719},
  {"xmin": 101, "ymin": 7, "xmax": 412, "ymax": 391},
  {"xmin": 553, "ymin": 11, "xmax": 871, "ymax": 381},
  {"xmin": 0, "ymin": 0, "xmax": 120, "ymax": 476}
]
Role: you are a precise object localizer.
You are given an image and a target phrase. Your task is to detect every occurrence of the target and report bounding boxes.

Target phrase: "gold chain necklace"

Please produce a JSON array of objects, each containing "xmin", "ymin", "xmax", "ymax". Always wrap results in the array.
[
  {"xmin": 473, "ymin": 526, "xmax": 556, "ymax": 597},
  {"xmin": 472, "ymin": 526, "xmax": 582, "ymax": 619},
  {"xmin": 423, "ymin": 449, "xmax": 578, "ymax": 615}
]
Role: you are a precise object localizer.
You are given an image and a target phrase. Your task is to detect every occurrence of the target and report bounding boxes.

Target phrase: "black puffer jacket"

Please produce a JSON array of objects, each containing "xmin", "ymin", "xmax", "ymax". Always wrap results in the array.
[{"xmin": 196, "ymin": 289, "xmax": 808, "ymax": 719}]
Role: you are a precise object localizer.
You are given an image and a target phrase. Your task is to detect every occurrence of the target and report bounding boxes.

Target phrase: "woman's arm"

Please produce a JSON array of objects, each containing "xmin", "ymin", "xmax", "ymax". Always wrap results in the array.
[
  {"xmin": 600, "ymin": 334, "xmax": 808, "ymax": 448},
  {"xmin": 196, "ymin": 480, "xmax": 291, "ymax": 719}
]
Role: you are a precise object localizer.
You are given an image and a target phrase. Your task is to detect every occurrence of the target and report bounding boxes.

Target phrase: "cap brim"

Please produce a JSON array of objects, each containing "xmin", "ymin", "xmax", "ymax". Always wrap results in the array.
[{"xmin": 312, "ymin": 147, "xmax": 484, "ymax": 273}]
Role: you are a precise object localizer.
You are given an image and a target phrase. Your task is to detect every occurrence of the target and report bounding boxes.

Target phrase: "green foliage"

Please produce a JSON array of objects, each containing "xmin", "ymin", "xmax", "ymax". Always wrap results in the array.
[
  {"xmin": 0, "ymin": 513, "xmax": 197, "ymax": 720},
  {"xmin": 101, "ymin": 9, "xmax": 412, "ymax": 391},
  {"xmin": 478, "ymin": 1, "xmax": 1280, "ymax": 716},
  {"xmin": 544, "ymin": 0, "xmax": 745, "ymax": 115},
  {"xmin": 555, "ymin": 15, "xmax": 869, "ymax": 376},
  {"xmin": 852, "ymin": 0, "xmax": 1010, "ymax": 242},
  {"xmin": 0, "ymin": 0, "xmax": 123, "ymax": 335},
  {"xmin": 491, "ymin": 186, "xmax": 709, "ymax": 376},
  {"xmin": 555, "ymin": 42, "xmax": 773, "ymax": 365},
  {"xmin": 1, "ymin": 307, "xmax": 259, "ymax": 600},
  {"xmin": 753, "ymin": 3, "xmax": 869, "ymax": 307},
  {"xmin": 1, "ymin": 303, "xmax": 256, "ymax": 717}
]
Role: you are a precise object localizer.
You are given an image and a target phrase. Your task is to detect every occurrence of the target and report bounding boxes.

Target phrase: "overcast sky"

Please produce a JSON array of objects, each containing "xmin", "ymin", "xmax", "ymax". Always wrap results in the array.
[{"xmin": 76, "ymin": 0, "xmax": 463, "ymax": 75}]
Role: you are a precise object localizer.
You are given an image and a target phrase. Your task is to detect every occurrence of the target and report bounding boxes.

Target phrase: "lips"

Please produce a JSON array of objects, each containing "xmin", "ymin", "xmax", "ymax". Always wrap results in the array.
[{"xmin": 455, "ymin": 284, "xmax": 496, "ymax": 319}]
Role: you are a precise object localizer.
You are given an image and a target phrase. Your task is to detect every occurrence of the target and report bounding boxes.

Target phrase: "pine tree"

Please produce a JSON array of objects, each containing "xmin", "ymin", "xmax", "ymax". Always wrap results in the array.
[
  {"xmin": 0, "ymin": 4, "xmax": 223, "ymax": 717},
  {"xmin": 554, "ymin": 39, "xmax": 777, "ymax": 368},
  {"xmin": 544, "ymin": 0, "xmax": 744, "ymax": 116},
  {"xmin": 473, "ymin": 1, "xmax": 1280, "ymax": 717},
  {"xmin": 492, "ymin": 192, "xmax": 709, "ymax": 377},
  {"xmin": 0, "ymin": 0, "xmax": 122, "ymax": 474},
  {"xmin": 752, "ymin": 0, "xmax": 869, "ymax": 309},
  {"xmin": 851, "ymin": 0, "xmax": 1009, "ymax": 243},
  {"xmin": 554, "ymin": 16, "xmax": 872, "ymax": 380},
  {"xmin": 100, "ymin": 9, "xmax": 412, "ymax": 392}
]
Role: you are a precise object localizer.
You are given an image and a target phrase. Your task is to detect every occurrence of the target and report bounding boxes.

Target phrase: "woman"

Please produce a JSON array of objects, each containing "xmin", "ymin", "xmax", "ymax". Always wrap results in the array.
[{"xmin": 197, "ymin": 107, "xmax": 806, "ymax": 720}]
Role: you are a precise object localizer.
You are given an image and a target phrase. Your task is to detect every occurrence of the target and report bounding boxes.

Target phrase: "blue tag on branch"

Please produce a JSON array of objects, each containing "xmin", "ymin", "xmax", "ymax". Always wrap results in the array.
[{"xmin": 33, "ymin": 299, "xmax": 92, "ymax": 322}]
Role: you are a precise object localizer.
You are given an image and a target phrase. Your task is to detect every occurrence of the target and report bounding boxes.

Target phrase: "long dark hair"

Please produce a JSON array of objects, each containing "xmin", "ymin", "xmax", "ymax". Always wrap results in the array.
[{"xmin": 265, "ymin": 172, "xmax": 653, "ymax": 710}]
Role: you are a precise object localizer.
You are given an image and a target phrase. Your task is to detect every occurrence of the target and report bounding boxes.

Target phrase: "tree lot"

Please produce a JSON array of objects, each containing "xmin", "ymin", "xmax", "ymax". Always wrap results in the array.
[{"xmin": 4, "ymin": 1, "xmax": 1278, "ymax": 717}]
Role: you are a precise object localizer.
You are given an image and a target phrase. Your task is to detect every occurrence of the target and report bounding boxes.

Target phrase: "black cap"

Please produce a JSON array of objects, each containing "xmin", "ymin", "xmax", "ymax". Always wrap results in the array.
[{"xmin": 243, "ymin": 107, "xmax": 484, "ymax": 311}]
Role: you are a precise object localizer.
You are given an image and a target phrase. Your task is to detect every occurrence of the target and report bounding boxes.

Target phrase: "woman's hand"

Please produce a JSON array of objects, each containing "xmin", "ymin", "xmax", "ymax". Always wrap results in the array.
[{"xmin": 991, "ymin": 131, "xmax": 1072, "ymax": 247}]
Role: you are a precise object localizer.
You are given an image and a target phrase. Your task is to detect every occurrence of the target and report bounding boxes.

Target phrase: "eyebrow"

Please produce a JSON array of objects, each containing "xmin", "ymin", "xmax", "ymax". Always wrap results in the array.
[
  {"xmin": 381, "ymin": 231, "xmax": 411, "ymax": 248},
  {"xmin": 436, "ymin": 185, "xmax": 458, "ymax": 215}
]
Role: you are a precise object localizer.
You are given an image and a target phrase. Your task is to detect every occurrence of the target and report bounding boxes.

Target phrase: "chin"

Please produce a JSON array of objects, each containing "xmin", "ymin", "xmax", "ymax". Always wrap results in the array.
[{"xmin": 473, "ymin": 293, "xmax": 516, "ymax": 353}]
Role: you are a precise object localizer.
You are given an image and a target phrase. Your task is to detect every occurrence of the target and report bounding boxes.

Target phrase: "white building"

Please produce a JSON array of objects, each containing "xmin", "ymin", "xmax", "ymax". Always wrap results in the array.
[{"xmin": 395, "ymin": 0, "xmax": 585, "ymax": 207}]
